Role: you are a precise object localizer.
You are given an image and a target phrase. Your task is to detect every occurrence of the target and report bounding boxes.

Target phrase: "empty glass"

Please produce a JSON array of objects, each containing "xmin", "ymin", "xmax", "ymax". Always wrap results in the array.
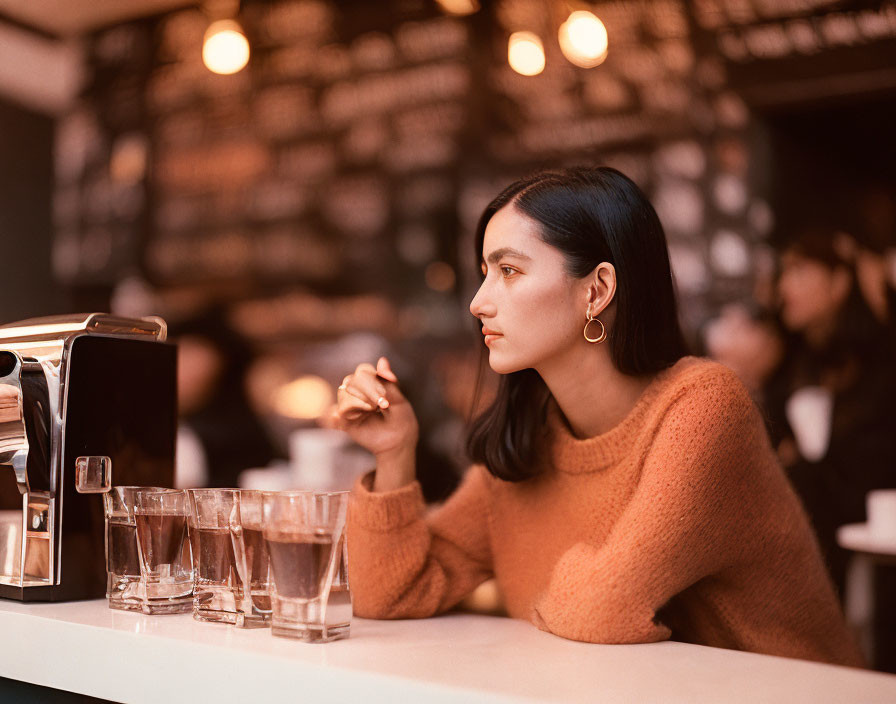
[
  {"xmin": 188, "ymin": 488, "xmax": 271, "ymax": 627},
  {"xmin": 134, "ymin": 488, "xmax": 193, "ymax": 614},
  {"xmin": 263, "ymin": 490, "xmax": 351, "ymax": 642}
]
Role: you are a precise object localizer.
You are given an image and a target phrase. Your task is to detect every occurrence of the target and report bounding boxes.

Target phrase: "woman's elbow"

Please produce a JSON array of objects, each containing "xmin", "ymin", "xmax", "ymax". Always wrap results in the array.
[{"xmin": 531, "ymin": 603, "xmax": 671, "ymax": 644}]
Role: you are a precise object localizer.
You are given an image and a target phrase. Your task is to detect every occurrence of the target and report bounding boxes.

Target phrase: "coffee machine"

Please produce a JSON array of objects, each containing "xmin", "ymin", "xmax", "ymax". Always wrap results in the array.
[{"xmin": 0, "ymin": 314, "xmax": 176, "ymax": 601}]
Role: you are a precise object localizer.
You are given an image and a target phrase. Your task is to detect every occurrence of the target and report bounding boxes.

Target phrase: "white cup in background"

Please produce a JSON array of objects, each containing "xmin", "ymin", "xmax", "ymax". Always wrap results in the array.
[
  {"xmin": 289, "ymin": 428, "xmax": 373, "ymax": 492},
  {"xmin": 866, "ymin": 490, "xmax": 896, "ymax": 542},
  {"xmin": 785, "ymin": 386, "xmax": 833, "ymax": 463}
]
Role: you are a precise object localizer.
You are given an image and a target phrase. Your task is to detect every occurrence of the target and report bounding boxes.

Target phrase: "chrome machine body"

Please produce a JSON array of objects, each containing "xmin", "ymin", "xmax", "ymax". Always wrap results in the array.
[{"xmin": 0, "ymin": 314, "xmax": 176, "ymax": 600}]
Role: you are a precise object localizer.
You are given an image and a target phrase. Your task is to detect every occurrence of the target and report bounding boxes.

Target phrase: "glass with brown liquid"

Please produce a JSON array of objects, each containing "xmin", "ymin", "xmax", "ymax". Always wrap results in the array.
[
  {"xmin": 237, "ymin": 490, "xmax": 273, "ymax": 615},
  {"xmin": 263, "ymin": 491, "xmax": 351, "ymax": 642},
  {"xmin": 134, "ymin": 488, "xmax": 193, "ymax": 614},
  {"xmin": 103, "ymin": 486, "xmax": 165, "ymax": 612},
  {"xmin": 187, "ymin": 489, "xmax": 271, "ymax": 627}
]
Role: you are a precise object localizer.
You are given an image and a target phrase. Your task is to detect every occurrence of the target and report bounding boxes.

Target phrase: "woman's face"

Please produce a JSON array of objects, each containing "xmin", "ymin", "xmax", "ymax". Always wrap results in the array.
[
  {"xmin": 469, "ymin": 205, "xmax": 588, "ymax": 374},
  {"xmin": 777, "ymin": 251, "xmax": 848, "ymax": 332}
]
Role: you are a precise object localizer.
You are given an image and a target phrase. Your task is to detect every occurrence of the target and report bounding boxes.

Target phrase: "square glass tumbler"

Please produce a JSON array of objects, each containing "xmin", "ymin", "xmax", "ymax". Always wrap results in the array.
[
  {"xmin": 238, "ymin": 490, "xmax": 273, "ymax": 616},
  {"xmin": 188, "ymin": 488, "xmax": 271, "ymax": 627},
  {"xmin": 263, "ymin": 490, "xmax": 351, "ymax": 642},
  {"xmin": 134, "ymin": 488, "xmax": 193, "ymax": 614},
  {"xmin": 103, "ymin": 486, "xmax": 163, "ymax": 611}
]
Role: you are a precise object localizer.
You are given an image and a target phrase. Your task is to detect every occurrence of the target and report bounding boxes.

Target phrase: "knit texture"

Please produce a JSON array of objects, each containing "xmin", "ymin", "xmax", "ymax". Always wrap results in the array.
[{"xmin": 346, "ymin": 357, "xmax": 865, "ymax": 667}]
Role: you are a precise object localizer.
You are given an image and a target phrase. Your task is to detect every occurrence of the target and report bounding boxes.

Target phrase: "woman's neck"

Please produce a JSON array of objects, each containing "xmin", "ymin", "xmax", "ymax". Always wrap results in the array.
[{"xmin": 537, "ymin": 345, "xmax": 656, "ymax": 439}]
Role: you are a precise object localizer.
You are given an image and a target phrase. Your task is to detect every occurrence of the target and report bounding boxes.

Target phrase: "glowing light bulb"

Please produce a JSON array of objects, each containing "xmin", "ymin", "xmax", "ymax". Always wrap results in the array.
[
  {"xmin": 202, "ymin": 20, "xmax": 250, "ymax": 75},
  {"xmin": 508, "ymin": 31, "xmax": 545, "ymax": 76},
  {"xmin": 435, "ymin": 0, "xmax": 480, "ymax": 15},
  {"xmin": 558, "ymin": 10, "xmax": 608, "ymax": 68}
]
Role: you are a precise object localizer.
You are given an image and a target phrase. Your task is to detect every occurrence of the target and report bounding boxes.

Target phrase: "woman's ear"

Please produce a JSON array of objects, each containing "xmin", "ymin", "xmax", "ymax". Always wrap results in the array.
[{"xmin": 586, "ymin": 262, "xmax": 617, "ymax": 315}]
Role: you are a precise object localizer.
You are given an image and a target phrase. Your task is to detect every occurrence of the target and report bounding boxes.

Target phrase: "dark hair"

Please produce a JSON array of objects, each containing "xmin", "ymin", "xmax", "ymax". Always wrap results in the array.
[
  {"xmin": 466, "ymin": 166, "xmax": 689, "ymax": 482},
  {"xmin": 779, "ymin": 228, "xmax": 889, "ymax": 372}
]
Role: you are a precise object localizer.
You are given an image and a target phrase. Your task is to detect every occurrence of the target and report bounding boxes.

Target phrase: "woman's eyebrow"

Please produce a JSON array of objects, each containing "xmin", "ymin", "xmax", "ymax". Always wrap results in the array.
[{"xmin": 483, "ymin": 247, "xmax": 532, "ymax": 265}]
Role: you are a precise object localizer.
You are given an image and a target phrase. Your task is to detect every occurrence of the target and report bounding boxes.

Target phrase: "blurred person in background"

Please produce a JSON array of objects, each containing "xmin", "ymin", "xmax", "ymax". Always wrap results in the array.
[
  {"xmin": 762, "ymin": 227, "xmax": 896, "ymax": 598},
  {"xmin": 331, "ymin": 167, "xmax": 863, "ymax": 667},
  {"xmin": 702, "ymin": 303, "xmax": 784, "ymax": 402},
  {"xmin": 171, "ymin": 308, "xmax": 279, "ymax": 488}
]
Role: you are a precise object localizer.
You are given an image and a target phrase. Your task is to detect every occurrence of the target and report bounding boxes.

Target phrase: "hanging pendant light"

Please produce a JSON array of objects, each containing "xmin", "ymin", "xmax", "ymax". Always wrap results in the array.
[
  {"xmin": 202, "ymin": 17, "xmax": 250, "ymax": 75},
  {"xmin": 508, "ymin": 31, "xmax": 546, "ymax": 76},
  {"xmin": 558, "ymin": 10, "xmax": 608, "ymax": 68}
]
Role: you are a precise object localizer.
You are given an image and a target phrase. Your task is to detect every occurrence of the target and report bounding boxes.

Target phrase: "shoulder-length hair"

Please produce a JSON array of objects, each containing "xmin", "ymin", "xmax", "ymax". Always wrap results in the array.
[
  {"xmin": 779, "ymin": 228, "xmax": 891, "ymax": 373},
  {"xmin": 465, "ymin": 166, "xmax": 689, "ymax": 482}
]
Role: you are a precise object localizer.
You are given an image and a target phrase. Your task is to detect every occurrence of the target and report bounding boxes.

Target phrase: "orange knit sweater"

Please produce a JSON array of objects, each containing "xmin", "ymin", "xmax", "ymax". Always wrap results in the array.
[{"xmin": 346, "ymin": 357, "xmax": 865, "ymax": 667}]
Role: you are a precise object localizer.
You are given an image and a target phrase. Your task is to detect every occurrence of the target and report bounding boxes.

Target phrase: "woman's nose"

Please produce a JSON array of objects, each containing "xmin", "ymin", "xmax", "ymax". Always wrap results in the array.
[{"xmin": 469, "ymin": 281, "xmax": 495, "ymax": 319}]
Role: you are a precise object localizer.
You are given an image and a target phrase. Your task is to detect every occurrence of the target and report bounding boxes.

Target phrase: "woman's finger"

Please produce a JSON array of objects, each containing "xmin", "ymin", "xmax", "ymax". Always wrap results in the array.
[
  {"xmin": 376, "ymin": 356, "xmax": 398, "ymax": 383},
  {"xmin": 330, "ymin": 406, "xmax": 364, "ymax": 429},
  {"xmin": 338, "ymin": 371, "xmax": 379, "ymax": 409},
  {"xmin": 349, "ymin": 368, "xmax": 390, "ymax": 409},
  {"xmin": 339, "ymin": 383, "xmax": 375, "ymax": 410},
  {"xmin": 356, "ymin": 362, "xmax": 378, "ymax": 377},
  {"xmin": 355, "ymin": 363, "xmax": 388, "ymax": 392},
  {"xmin": 337, "ymin": 390, "xmax": 376, "ymax": 415}
]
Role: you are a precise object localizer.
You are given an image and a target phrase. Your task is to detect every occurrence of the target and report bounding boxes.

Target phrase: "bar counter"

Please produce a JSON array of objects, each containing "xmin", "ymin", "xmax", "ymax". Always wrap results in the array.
[{"xmin": 1, "ymin": 599, "xmax": 895, "ymax": 703}]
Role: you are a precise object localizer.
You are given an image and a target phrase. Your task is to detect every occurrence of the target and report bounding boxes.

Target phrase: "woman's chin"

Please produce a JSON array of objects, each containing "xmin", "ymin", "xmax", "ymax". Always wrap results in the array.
[{"xmin": 487, "ymin": 354, "xmax": 524, "ymax": 375}]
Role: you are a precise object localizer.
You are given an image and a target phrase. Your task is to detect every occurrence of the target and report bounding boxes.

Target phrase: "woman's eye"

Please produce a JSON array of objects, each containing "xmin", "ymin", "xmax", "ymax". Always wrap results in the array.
[{"xmin": 500, "ymin": 266, "xmax": 517, "ymax": 277}]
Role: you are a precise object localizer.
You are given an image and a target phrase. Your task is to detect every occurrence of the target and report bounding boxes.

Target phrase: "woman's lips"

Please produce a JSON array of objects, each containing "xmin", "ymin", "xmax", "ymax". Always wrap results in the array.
[{"xmin": 482, "ymin": 328, "xmax": 502, "ymax": 345}]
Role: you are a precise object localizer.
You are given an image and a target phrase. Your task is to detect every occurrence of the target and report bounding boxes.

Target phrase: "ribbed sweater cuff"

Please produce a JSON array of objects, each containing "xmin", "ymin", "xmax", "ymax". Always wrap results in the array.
[{"xmin": 349, "ymin": 470, "xmax": 424, "ymax": 531}]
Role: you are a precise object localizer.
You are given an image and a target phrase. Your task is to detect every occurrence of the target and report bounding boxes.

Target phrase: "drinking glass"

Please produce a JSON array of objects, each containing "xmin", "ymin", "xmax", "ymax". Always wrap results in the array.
[
  {"xmin": 238, "ymin": 490, "xmax": 273, "ymax": 615},
  {"xmin": 188, "ymin": 488, "xmax": 271, "ymax": 627},
  {"xmin": 263, "ymin": 490, "xmax": 351, "ymax": 642},
  {"xmin": 103, "ymin": 486, "xmax": 163, "ymax": 611},
  {"xmin": 134, "ymin": 488, "xmax": 193, "ymax": 614}
]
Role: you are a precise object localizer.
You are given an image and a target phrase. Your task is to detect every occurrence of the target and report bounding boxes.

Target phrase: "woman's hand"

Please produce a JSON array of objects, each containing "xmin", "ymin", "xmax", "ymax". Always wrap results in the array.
[{"xmin": 331, "ymin": 357, "xmax": 419, "ymax": 492}]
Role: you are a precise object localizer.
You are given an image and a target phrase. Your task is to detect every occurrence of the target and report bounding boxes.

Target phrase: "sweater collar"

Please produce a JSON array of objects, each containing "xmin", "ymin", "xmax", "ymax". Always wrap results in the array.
[{"xmin": 543, "ymin": 357, "xmax": 698, "ymax": 473}]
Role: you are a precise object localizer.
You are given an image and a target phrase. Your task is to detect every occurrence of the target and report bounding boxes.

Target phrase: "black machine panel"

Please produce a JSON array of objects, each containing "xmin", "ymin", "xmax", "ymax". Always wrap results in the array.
[{"xmin": 0, "ymin": 334, "xmax": 177, "ymax": 601}]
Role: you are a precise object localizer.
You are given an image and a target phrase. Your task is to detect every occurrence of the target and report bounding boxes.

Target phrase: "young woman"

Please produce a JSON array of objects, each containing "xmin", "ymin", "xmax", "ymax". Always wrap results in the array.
[
  {"xmin": 767, "ymin": 229, "xmax": 896, "ymax": 598},
  {"xmin": 333, "ymin": 167, "xmax": 864, "ymax": 667}
]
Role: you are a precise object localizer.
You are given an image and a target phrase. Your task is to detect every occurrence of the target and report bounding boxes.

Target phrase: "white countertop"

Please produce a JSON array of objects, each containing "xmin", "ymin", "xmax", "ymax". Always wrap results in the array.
[{"xmin": 1, "ymin": 599, "xmax": 895, "ymax": 703}]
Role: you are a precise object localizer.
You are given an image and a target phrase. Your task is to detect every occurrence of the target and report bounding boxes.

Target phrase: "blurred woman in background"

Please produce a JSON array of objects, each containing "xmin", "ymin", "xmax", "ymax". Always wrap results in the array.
[{"xmin": 765, "ymin": 228, "xmax": 896, "ymax": 597}]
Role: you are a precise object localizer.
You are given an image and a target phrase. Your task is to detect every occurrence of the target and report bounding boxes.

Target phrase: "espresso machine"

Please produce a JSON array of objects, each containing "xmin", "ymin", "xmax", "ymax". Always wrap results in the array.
[{"xmin": 0, "ymin": 314, "xmax": 177, "ymax": 601}]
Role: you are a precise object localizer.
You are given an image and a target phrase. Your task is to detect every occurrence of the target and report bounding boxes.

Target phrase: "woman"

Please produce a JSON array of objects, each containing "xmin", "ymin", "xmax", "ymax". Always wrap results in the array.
[
  {"xmin": 764, "ymin": 229, "xmax": 896, "ymax": 647},
  {"xmin": 333, "ymin": 167, "xmax": 864, "ymax": 667}
]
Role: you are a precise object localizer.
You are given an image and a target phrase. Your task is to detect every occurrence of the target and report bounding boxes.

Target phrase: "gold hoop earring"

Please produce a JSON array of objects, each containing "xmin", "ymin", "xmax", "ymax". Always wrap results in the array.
[{"xmin": 584, "ymin": 316, "xmax": 607, "ymax": 344}]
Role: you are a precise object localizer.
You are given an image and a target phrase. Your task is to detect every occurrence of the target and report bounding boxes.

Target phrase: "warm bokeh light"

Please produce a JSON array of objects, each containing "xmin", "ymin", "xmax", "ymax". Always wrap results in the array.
[
  {"xmin": 558, "ymin": 11, "xmax": 608, "ymax": 68},
  {"xmin": 202, "ymin": 20, "xmax": 250, "ymax": 75},
  {"xmin": 272, "ymin": 375, "xmax": 334, "ymax": 420},
  {"xmin": 425, "ymin": 261, "xmax": 456, "ymax": 291},
  {"xmin": 508, "ymin": 31, "xmax": 545, "ymax": 76},
  {"xmin": 435, "ymin": 0, "xmax": 480, "ymax": 16}
]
